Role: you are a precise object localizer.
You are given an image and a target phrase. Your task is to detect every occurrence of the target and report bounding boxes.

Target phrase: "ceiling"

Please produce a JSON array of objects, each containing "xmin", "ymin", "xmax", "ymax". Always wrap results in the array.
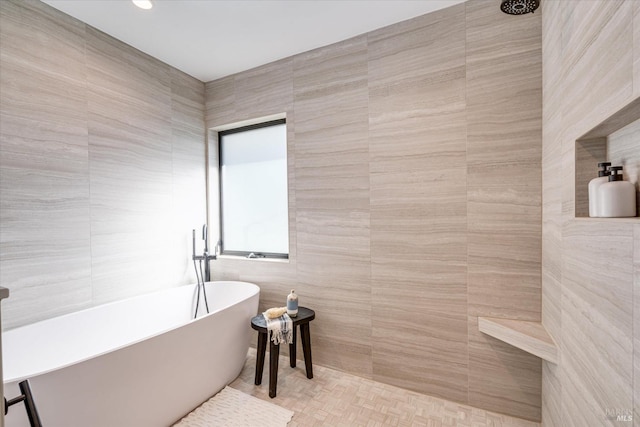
[{"xmin": 42, "ymin": 0, "xmax": 467, "ymax": 82}]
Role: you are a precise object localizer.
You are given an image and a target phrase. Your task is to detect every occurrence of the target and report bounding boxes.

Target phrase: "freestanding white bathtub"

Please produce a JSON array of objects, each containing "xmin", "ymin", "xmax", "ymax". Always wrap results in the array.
[{"xmin": 3, "ymin": 281, "xmax": 259, "ymax": 427}]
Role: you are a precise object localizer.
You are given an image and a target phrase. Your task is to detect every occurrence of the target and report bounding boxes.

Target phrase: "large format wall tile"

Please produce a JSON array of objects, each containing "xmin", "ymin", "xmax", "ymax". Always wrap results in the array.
[
  {"xmin": 468, "ymin": 316, "xmax": 542, "ymax": 421},
  {"xmin": 293, "ymin": 37, "xmax": 372, "ymax": 375},
  {"xmin": 234, "ymin": 58, "xmax": 293, "ymax": 122},
  {"xmin": 465, "ymin": 0, "xmax": 542, "ymax": 420},
  {"xmin": 1, "ymin": 0, "xmax": 207, "ymax": 328},
  {"xmin": 0, "ymin": 0, "xmax": 92, "ymax": 328},
  {"xmin": 204, "ymin": 76, "xmax": 235, "ymax": 128},
  {"xmin": 560, "ymin": 0, "xmax": 633, "ymax": 142},
  {"xmin": 561, "ymin": 221, "xmax": 633, "ymax": 426},
  {"xmin": 206, "ymin": 0, "xmax": 543, "ymax": 420},
  {"xmin": 635, "ymin": 0, "xmax": 640, "ymax": 99},
  {"xmin": 86, "ymin": 27, "xmax": 175, "ymax": 304},
  {"xmin": 608, "ymin": 119, "xmax": 640, "ymax": 215},
  {"xmin": 368, "ymin": 4, "xmax": 469, "ymax": 404},
  {"xmin": 293, "ymin": 36, "xmax": 369, "ymax": 212},
  {"xmin": 634, "ymin": 224, "xmax": 640, "ymax": 422},
  {"xmin": 542, "ymin": 2, "xmax": 639, "ymax": 426},
  {"xmin": 3, "ymin": 0, "xmax": 547, "ymax": 420},
  {"xmin": 540, "ymin": 1, "xmax": 564, "ymax": 425},
  {"xmin": 170, "ymin": 68, "xmax": 207, "ymax": 284}
]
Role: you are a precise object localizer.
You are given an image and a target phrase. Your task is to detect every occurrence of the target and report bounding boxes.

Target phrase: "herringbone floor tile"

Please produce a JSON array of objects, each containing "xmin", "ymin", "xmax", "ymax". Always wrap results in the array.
[{"xmin": 230, "ymin": 348, "xmax": 540, "ymax": 427}]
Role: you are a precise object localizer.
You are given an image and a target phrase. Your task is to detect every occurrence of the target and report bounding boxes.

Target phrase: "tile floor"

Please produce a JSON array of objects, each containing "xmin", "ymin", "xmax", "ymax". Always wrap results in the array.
[{"xmin": 229, "ymin": 348, "xmax": 540, "ymax": 427}]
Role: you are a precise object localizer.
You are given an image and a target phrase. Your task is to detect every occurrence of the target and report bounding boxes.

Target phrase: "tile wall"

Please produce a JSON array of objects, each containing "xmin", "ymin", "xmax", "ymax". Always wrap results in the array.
[
  {"xmin": 541, "ymin": 0, "xmax": 639, "ymax": 426},
  {"xmin": 0, "ymin": 0, "xmax": 555, "ymax": 421},
  {"xmin": 205, "ymin": 0, "xmax": 543, "ymax": 421},
  {"xmin": 0, "ymin": 0, "xmax": 206, "ymax": 328}
]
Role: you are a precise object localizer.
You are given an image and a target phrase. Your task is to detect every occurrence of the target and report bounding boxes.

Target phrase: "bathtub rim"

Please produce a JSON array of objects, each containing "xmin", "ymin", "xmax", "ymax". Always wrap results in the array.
[{"xmin": 3, "ymin": 280, "xmax": 260, "ymax": 384}]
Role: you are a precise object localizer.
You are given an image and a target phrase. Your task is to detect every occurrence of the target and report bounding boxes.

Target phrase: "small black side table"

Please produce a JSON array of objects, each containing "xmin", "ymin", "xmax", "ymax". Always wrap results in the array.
[{"xmin": 250, "ymin": 307, "xmax": 315, "ymax": 398}]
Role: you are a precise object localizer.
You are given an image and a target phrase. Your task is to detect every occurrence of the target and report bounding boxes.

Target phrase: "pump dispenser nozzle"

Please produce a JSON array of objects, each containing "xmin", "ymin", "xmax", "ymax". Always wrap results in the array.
[
  {"xmin": 608, "ymin": 166, "xmax": 623, "ymax": 182},
  {"xmin": 597, "ymin": 162, "xmax": 611, "ymax": 177}
]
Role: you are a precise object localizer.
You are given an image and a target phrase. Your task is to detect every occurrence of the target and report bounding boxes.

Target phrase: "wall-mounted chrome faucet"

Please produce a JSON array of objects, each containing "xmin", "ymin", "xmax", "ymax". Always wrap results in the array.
[
  {"xmin": 192, "ymin": 224, "xmax": 217, "ymax": 318},
  {"xmin": 192, "ymin": 224, "xmax": 217, "ymax": 282}
]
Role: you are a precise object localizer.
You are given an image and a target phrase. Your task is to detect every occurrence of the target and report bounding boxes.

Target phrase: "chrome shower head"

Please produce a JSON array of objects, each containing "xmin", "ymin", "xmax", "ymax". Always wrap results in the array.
[{"xmin": 500, "ymin": 0, "xmax": 539, "ymax": 15}]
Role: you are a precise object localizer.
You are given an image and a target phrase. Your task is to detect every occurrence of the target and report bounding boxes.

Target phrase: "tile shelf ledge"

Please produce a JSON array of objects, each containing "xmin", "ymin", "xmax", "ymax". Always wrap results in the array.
[{"xmin": 478, "ymin": 317, "xmax": 558, "ymax": 364}]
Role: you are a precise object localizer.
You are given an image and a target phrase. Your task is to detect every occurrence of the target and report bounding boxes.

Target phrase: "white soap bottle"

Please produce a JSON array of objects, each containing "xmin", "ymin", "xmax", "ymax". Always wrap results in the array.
[
  {"xmin": 588, "ymin": 162, "xmax": 611, "ymax": 217},
  {"xmin": 598, "ymin": 166, "xmax": 637, "ymax": 218}
]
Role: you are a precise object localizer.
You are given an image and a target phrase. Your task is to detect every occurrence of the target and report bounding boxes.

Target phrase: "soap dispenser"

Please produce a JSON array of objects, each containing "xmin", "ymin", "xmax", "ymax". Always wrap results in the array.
[
  {"xmin": 588, "ymin": 162, "xmax": 611, "ymax": 217},
  {"xmin": 597, "ymin": 166, "xmax": 636, "ymax": 218}
]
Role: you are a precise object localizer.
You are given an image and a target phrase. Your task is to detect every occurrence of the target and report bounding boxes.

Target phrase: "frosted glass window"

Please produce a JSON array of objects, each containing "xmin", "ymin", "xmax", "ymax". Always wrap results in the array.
[{"xmin": 219, "ymin": 120, "xmax": 289, "ymax": 257}]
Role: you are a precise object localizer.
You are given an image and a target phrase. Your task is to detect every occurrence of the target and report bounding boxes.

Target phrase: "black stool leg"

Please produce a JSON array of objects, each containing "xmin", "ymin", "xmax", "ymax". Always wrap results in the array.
[
  {"xmin": 255, "ymin": 332, "xmax": 267, "ymax": 385},
  {"xmin": 300, "ymin": 323, "xmax": 313, "ymax": 379},
  {"xmin": 269, "ymin": 340, "xmax": 280, "ymax": 398},
  {"xmin": 5, "ymin": 380, "xmax": 42, "ymax": 427},
  {"xmin": 290, "ymin": 326, "xmax": 297, "ymax": 368},
  {"xmin": 20, "ymin": 380, "xmax": 42, "ymax": 427}
]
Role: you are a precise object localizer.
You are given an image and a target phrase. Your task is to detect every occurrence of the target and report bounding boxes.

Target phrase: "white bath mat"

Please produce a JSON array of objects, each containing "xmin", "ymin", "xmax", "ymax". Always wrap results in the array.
[{"xmin": 173, "ymin": 386, "xmax": 294, "ymax": 427}]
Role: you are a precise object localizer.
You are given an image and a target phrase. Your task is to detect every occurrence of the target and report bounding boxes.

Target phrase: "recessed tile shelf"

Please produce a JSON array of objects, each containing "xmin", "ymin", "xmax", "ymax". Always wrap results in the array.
[
  {"xmin": 478, "ymin": 317, "xmax": 558, "ymax": 364},
  {"xmin": 575, "ymin": 97, "xmax": 640, "ymax": 218}
]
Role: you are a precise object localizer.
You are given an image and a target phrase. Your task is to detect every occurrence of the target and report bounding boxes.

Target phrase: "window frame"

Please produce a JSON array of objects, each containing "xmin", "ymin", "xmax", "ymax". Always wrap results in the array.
[{"xmin": 217, "ymin": 118, "xmax": 289, "ymax": 260}]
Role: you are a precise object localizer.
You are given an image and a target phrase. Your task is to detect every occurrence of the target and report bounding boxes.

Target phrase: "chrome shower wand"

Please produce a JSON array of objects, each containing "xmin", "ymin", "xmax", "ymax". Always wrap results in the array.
[{"xmin": 192, "ymin": 225, "xmax": 217, "ymax": 319}]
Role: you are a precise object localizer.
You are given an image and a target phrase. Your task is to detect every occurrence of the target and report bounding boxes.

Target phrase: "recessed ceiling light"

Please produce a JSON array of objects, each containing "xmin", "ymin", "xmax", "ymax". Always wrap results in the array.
[{"xmin": 132, "ymin": 0, "xmax": 153, "ymax": 10}]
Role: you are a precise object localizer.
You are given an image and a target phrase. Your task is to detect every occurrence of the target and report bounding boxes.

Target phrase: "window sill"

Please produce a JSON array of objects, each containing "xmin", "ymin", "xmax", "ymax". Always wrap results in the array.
[{"xmin": 217, "ymin": 254, "xmax": 290, "ymax": 264}]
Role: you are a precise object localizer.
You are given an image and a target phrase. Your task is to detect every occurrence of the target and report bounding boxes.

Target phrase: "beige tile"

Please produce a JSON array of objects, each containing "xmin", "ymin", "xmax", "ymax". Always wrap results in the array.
[
  {"xmin": 574, "ymin": 139, "xmax": 607, "ymax": 218},
  {"xmin": 467, "ymin": 164, "xmax": 541, "ymax": 306},
  {"xmin": 543, "ymin": 1, "xmax": 638, "ymax": 425},
  {"xmin": 293, "ymin": 36, "xmax": 369, "ymax": 212},
  {"xmin": 368, "ymin": 3, "xmax": 466, "ymax": 175},
  {"xmin": 560, "ymin": 0, "xmax": 634, "ymax": 142},
  {"xmin": 171, "ymin": 68, "xmax": 205, "ymax": 130},
  {"xmin": 366, "ymin": 2, "xmax": 470, "ymax": 405},
  {"xmin": 295, "ymin": 209, "xmax": 372, "ymax": 377},
  {"xmin": 465, "ymin": 1, "xmax": 542, "ymax": 420},
  {"xmin": 234, "ymin": 58, "xmax": 293, "ymax": 122},
  {"xmin": 1, "ymin": 0, "xmax": 208, "ymax": 329},
  {"xmin": 372, "ymin": 284, "xmax": 468, "ymax": 403},
  {"xmin": 170, "ymin": 68, "xmax": 207, "ymax": 286},
  {"xmin": 465, "ymin": 0, "xmax": 542, "ymax": 318},
  {"xmin": 231, "ymin": 348, "xmax": 539, "ymax": 427},
  {"xmin": 367, "ymin": 4, "xmax": 466, "ymax": 88},
  {"xmin": 541, "ymin": 106, "xmax": 563, "ymax": 348},
  {"xmin": 561, "ymin": 220, "xmax": 634, "ymax": 426},
  {"xmin": 86, "ymin": 28, "xmax": 176, "ymax": 304},
  {"xmin": 541, "ymin": 361, "xmax": 563, "ymax": 427},
  {"xmin": 369, "ymin": 159, "xmax": 468, "ymax": 396},
  {"xmin": 608, "ymin": 118, "xmax": 640, "ymax": 215},
  {"xmin": 635, "ymin": 0, "xmax": 640, "ymax": 99},
  {"xmin": 204, "ymin": 76, "xmax": 235, "ymax": 128},
  {"xmin": 200, "ymin": 0, "xmax": 548, "ymax": 420},
  {"xmin": 465, "ymin": 0, "xmax": 541, "ymax": 166},
  {"xmin": 0, "ymin": 0, "xmax": 92, "ymax": 329},
  {"xmin": 371, "ymin": 208, "xmax": 467, "ymax": 402},
  {"xmin": 468, "ymin": 317, "xmax": 542, "ymax": 423},
  {"xmin": 541, "ymin": 0, "xmax": 564, "ymax": 352},
  {"xmin": 634, "ymin": 224, "xmax": 640, "ymax": 421}
]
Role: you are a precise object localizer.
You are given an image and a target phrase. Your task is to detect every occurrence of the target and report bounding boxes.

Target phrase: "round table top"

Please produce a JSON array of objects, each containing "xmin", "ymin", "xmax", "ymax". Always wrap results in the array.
[{"xmin": 251, "ymin": 306, "xmax": 315, "ymax": 331}]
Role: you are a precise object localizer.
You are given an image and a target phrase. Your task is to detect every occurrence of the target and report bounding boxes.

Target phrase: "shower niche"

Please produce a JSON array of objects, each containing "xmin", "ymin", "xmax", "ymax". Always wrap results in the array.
[{"xmin": 575, "ymin": 97, "xmax": 640, "ymax": 218}]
